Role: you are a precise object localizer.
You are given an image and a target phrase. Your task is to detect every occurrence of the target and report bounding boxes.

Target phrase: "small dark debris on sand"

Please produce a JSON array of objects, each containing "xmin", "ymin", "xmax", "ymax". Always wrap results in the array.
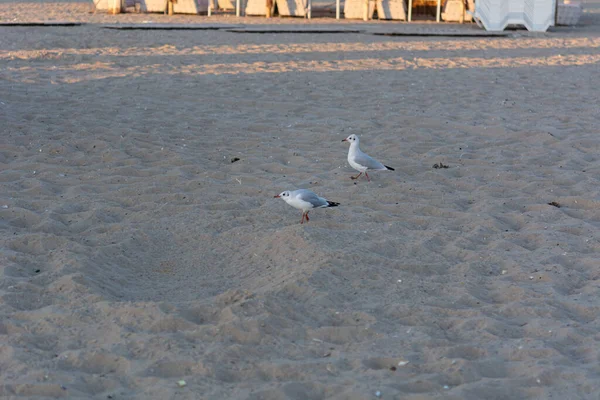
[
  {"xmin": 433, "ymin": 163, "xmax": 449, "ymax": 169},
  {"xmin": 231, "ymin": 157, "xmax": 241, "ymax": 163},
  {"xmin": 548, "ymin": 201, "xmax": 561, "ymax": 208}
]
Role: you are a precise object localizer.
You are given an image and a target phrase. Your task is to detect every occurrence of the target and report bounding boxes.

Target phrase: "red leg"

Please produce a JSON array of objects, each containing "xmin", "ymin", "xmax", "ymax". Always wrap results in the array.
[
  {"xmin": 351, "ymin": 172, "xmax": 362, "ymax": 180},
  {"xmin": 300, "ymin": 213, "xmax": 305, "ymax": 224},
  {"xmin": 365, "ymin": 172, "xmax": 371, "ymax": 182},
  {"xmin": 305, "ymin": 212, "xmax": 310, "ymax": 222}
]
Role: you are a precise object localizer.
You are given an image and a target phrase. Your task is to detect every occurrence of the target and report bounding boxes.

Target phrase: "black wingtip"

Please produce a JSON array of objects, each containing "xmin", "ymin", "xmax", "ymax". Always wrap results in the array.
[
  {"xmin": 385, "ymin": 165, "xmax": 395, "ymax": 171},
  {"xmin": 327, "ymin": 201, "xmax": 340, "ymax": 207}
]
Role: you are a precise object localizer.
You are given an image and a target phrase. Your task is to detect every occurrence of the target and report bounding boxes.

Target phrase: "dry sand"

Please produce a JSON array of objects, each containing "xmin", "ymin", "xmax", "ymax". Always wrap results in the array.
[{"xmin": 2, "ymin": 1, "xmax": 600, "ymax": 399}]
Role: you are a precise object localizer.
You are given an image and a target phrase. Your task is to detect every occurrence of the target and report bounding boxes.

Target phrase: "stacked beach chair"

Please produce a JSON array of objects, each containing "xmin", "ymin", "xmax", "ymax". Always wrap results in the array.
[
  {"xmin": 441, "ymin": 0, "xmax": 475, "ymax": 22},
  {"xmin": 344, "ymin": 0, "xmax": 406, "ymax": 20},
  {"xmin": 173, "ymin": 0, "xmax": 208, "ymax": 13},
  {"xmin": 95, "ymin": 0, "xmax": 207, "ymax": 13},
  {"xmin": 244, "ymin": 0, "xmax": 267, "ymax": 15},
  {"xmin": 275, "ymin": 0, "xmax": 308, "ymax": 17},
  {"xmin": 377, "ymin": 0, "xmax": 407, "ymax": 20}
]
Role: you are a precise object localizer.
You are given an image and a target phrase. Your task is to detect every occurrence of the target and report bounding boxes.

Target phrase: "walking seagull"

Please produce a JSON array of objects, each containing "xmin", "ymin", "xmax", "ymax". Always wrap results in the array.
[
  {"xmin": 342, "ymin": 134, "xmax": 394, "ymax": 182},
  {"xmin": 274, "ymin": 189, "xmax": 339, "ymax": 224}
]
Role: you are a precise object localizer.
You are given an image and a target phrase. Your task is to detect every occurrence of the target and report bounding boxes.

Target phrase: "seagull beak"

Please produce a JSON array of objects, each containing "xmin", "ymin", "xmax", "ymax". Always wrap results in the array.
[
  {"xmin": 274, "ymin": 195, "xmax": 281, "ymax": 198},
  {"xmin": 342, "ymin": 138, "xmax": 348, "ymax": 142}
]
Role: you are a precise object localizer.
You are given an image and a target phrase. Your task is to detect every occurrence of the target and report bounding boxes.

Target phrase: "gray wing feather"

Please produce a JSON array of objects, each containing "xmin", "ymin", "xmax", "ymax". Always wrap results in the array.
[
  {"xmin": 354, "ymin": 151, "xmax": 386, "ymax": 170},
  {"xmin": 296, "ymin": 190, "xmax": 328, "ymax": 208}
]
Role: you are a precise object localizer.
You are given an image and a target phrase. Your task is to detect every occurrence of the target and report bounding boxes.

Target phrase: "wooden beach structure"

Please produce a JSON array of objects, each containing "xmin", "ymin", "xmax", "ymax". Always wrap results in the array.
[{"xmin": 94, "ymin": 0, "xmax": 573, "ymax": 32}]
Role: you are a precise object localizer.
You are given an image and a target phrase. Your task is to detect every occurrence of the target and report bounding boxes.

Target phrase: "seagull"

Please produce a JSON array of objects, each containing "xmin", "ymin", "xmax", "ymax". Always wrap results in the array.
[
  {"xmin": 342, "ymin": 134, "xmax": 394, "ymax": 182},
  {"xmin": 274, "ymin": 189, "xmax": 339, "ymax": 224}
]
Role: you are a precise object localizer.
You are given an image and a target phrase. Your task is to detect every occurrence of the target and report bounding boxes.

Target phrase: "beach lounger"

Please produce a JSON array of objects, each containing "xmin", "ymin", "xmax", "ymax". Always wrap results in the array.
[
  {"xmin": 441, "ymin": 0, "xmax": 474, "ymax": 22},
  {"xmin": 275, "ymin": 0, "xmax": 309, "ymax": 17},
  {"xmin": 343, "ymin": 0, "xmax": 375, "ymax": 19},
  {"xmin": 376, "ymin": 0, "xmax": 407, "ymax": 20}
]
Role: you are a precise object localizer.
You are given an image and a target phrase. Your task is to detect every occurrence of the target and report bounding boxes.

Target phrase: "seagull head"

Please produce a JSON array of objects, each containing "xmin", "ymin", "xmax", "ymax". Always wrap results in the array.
[
  {"xmin": 342, "ymin": 134, "xmax": 359, "ymax": 144},
  {"xmin": 274, "ymin": 190, "xmax": 291, "ymax": 199}
]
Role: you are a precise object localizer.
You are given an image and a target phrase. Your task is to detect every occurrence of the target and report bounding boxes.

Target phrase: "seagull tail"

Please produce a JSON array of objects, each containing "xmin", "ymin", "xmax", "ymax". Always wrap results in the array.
[
  {"xmin": 385, "ymin": 165, "xmax": 395, "ymax": 171},
  {"xmin": 327, "ymin": 201, "xmax": 340, "ymax": 207}
]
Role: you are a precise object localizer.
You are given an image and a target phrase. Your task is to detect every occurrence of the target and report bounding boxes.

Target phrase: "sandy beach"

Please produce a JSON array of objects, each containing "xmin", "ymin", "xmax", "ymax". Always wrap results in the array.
[{"xmin": 2, "ymin": 1, "xmax": 600, "ymax": 398}]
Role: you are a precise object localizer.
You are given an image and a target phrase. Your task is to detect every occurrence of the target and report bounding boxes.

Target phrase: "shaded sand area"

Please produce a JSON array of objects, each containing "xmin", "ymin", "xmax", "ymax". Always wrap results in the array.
[{"xmin": 2, "ymin": 6, "xmax": 600, "ymax": 399}]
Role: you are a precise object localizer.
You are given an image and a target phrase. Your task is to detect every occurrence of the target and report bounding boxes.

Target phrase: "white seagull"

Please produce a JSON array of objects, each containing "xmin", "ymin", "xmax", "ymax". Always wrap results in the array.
[
  {"xmin": 274, "ymin": 189, "xmax": 340, "ymax": 224},
  {"xmin": 342, "ymin": 134, "xmax": 394, "ymax": 182}
]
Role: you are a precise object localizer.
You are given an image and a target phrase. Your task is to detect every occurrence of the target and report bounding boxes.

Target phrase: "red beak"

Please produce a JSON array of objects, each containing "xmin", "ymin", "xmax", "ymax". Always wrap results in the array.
[
  {"xmin": 342, "ymin": 138, "xmax": 348, "ymax": 142},
  {"xmin": 274, "ymin": 195, "xmax": 281, "ymax": 198}
]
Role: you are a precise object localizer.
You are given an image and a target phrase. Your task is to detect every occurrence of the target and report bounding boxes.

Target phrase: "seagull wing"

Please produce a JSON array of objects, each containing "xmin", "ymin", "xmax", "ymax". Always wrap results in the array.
[
  {"xmin": 295, "ymin": 190, "xmax": 329, "ymax": 208},
  {"xmin": 353, "ymin": 150, "xmax": 387, "ymax": 170}
]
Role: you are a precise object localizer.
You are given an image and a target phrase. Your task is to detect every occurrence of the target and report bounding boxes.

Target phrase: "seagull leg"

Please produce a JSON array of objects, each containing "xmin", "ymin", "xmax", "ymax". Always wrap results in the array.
[
  {"xmin": 351, "ymin": 172, "xmax": 362, "ymax": 180},
  {"xmin": 305, "ymin": 212, "xmax": 310, "ymax": 222},
  {"xmin": 300, "ymin": 213, "xmax": 305, "ymax": 224},
  {"xmin": 365, "ymin": 172, "xmax": 371, "ymax": 182}
]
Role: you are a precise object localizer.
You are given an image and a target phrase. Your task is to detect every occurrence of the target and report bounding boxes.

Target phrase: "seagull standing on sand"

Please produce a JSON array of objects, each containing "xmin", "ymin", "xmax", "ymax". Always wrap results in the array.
[
  {"xmin": 274, "ymin": 189, "xmax": 339, "ymax": 224},
  {"xmin": 342, "ymin": 134, "xmax": 394, "ymax": 182}
]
